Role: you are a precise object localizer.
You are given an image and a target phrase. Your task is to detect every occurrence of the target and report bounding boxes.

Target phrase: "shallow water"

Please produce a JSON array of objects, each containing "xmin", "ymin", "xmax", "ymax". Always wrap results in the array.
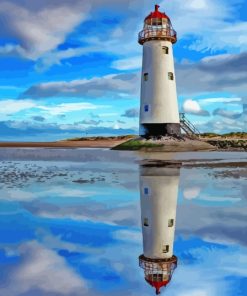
[{"xmin": 0, "ymin": 149, "xmax": 246, "ymax": 296}]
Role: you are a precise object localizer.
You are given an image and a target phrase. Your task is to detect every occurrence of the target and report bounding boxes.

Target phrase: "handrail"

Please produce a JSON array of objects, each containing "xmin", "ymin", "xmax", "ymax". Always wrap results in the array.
[
  {"xmin": 183, "ymin": 118, "xmax": 198, "ymax": 134},
  {"xmin": 179, "ymin": 113, "xmax": 200, "ymax": 136}
]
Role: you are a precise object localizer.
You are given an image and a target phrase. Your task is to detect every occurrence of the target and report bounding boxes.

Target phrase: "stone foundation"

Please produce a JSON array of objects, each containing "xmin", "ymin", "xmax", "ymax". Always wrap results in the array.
[{"xmin": 140, "ymin": 123, "xmax": 181, "ymax": 137}]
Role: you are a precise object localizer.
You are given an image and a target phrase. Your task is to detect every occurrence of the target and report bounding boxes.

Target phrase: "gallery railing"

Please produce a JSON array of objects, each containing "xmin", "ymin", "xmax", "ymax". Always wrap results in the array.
[{"xmin": 138, "ymin": 28, "xmax": 177, "ymax": 44}]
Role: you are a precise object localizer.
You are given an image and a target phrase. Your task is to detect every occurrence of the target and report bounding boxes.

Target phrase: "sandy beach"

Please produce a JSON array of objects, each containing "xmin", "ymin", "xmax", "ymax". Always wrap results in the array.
[
  {"xmin": 0, "ymin": 139, "xmax": 128, "ymax": 148},
  {"xmin": 0, "ymin": 136, "xmax": 246, "ymax": 151}
]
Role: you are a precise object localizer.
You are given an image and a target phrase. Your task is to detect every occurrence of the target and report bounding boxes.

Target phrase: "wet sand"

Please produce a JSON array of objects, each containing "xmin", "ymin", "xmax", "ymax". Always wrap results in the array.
[
  {"xmin": 0, "ymin": 140, "xmax": 127, "ymax": 149},
  {"xmin": 0, "ymin": 137, "xmax": 246, "ymax": 152}
]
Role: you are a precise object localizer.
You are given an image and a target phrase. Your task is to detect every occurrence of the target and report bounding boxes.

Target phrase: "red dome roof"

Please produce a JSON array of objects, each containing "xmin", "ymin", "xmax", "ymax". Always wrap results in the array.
[
  {"xmin": 145, "ymin": 4, "xmax": 170, "ymax": 21},
  {"xmin": 145, "ymin": 279, "xmax": 170, "ymax": 295}
]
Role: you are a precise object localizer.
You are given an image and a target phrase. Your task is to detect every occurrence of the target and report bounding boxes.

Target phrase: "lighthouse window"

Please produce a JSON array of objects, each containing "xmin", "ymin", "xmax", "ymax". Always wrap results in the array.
[
  {"xmin": 162, "ymin": 18, "xmax": 168, "ymax": 25},
  {"xmin": 168, "ymin": 72, "xmax": 174, "ymax": 80},
  {"xmin": 144, "ymin": 218, "xmax": 149, "ymax": 227},
  {"xmin": 153, "ymin": 274, "xmax": 163, "ymax": 282},
  {"xmin": 162, "ymin": 46, "xmax": 169, "ymax": 54},
  {"xmin": 151, "ymin": 18, "xmax": 162, "ymax": 26},
  {"xmin": 168, "ymin": 219, "xmax": 174, "ymax": 227},
  {"xmin": 162, "ymin": 245, "xmax": 169, "ymax": 253},
  {"xmin": 144, "ymin": 73, "xmax": 149, "ymax": 81},
  {"xmin": 144, "ymin": 105, "xmax": 149, "ymax": 112},
  {"xmin": 144, "ymin": 187, "xmax": 149, "ymax": 195}
]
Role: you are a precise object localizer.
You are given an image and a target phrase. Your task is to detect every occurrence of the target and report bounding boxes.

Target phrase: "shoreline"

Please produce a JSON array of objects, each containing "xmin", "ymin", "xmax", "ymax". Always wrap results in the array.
[
  {"xmin": 0, "ymin": 140, "xmax": 127, "ymax": 149},
  {"xmin": 0, "ymin": 136, "xmax": 246, "ymax": 152}
]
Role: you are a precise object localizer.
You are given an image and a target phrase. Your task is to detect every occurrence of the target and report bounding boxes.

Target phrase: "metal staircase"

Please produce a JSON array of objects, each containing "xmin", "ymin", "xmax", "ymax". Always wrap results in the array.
[{"xmin": 179, "ymin": 113, "xmax": 200, "ymax": 138}]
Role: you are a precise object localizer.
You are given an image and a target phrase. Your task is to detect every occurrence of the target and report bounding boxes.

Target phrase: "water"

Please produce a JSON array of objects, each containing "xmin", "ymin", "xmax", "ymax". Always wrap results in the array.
[{"xmin": 0, "ymin": 148, "xmax": 246, "ymax": 296}]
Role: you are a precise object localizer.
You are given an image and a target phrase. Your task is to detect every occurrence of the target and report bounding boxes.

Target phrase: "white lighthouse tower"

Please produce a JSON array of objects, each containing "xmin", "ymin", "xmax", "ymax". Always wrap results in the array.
[
  {"xmin": 139, "ymin": 163, "xmax": 180, "ymax": 294},
  {"xmin": 138, "ymin": 4, "xmax": 180, "ymax": 137}
]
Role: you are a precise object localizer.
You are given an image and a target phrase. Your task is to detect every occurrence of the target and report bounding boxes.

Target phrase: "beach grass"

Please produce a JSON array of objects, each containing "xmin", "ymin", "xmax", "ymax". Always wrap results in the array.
[{"xmin": 112, "ymin": 139, "xmax": 164, "ymax": 150}]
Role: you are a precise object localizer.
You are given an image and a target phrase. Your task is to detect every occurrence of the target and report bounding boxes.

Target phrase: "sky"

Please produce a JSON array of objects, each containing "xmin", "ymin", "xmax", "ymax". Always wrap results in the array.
[{"xmin": 0, "ymin": 0, "xmax": 246, "ymax": 141}]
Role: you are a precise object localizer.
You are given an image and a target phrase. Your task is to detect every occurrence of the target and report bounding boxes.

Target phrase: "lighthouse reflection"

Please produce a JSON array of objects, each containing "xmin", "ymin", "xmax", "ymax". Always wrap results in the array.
[{"xmin": 138, "ymin": 162, "xmax": 181, "ymax": 295}]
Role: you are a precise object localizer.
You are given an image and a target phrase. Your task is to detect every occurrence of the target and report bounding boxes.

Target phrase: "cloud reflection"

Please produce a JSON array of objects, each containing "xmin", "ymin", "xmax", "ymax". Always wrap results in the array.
[{"xmin": 0, "ymin": 151, "xmax": 246, "ymax": 295}]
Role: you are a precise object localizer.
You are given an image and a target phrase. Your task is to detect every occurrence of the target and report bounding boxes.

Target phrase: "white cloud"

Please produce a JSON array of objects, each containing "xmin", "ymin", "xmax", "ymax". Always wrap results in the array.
[
  {"xmin": 199, "ymin": 97, "xmax": 242, "ymax": 106},
  {"xmin": 199, "ymin": 195, "xmax": 241, "ymax": 203},
  {"xmin": 189, "ymin": 0, "xmax": 207, "ymax": 10},
  {"xmin": 161, "ymin": 0, "xmax": 247, "ymax": 52},
  {"xmin": 183, "ymin": 99, "xmax": 210, "ymax": 116},
  {"xmin": 113, "ymin": 122, "xmax": 120, "ymax": 130},
  {"xmin": 24, "ymin": 200, "xmax": 140, "ymax": 226},
  {"xmin": 99, "ymin": 113, "xmax": 119, "ymax": 117},
  {"xmin": 37, "ymin": 102, "xmax": 106, "ymax": 115},
  {"xmin": 177, "ymin": 52, "xmax": 247, "ymax": 133},
  {"xmin": 34, "ymin": 46, "xmax": 99, "ymax": 72},
  {"xmin": 0, "ymin": 44, "xmax": 24, "ymax": 56},
  {"xmin": 176, "ymin": 52, "xmax": 247, "ymax": 95},
  {"xmin": 0, "ymin": 0, "xmax": 144, "ymax": 70},
  {"xmin": 0, "ymin": 186, "xmax": 96, "ymax": 203},
  {"xmin": 183, "ymin": 187, "xmax": 201, "ymax": 200},
  {"xmin": 42, "ymin": 187, "xmax": 97, "ymax": 198},
  {"xmin": 121, "ymin": 108, "xmax": 139, "ymax": 118},
  {"xmin": 0, "ymin": 241, "xmax": 87, "ymax": 296},
  {"xmin": 22, "ymin": 73, "xmax": 139, "ymax": 99},
  {"xmin": 111, "ymin": 56, "xmax": 142, "ymax": 70},
  {"xmin": 0, "ymin": 85, "xmax": 23, "ymax": 91},
  {"xmin": 112, "ymin": 230, "xmax": 142, "ymax": 243},
  {"xmin": 0, "ymin": 1, "xmax": 90, "ymax": 60},
  {"xmin": 0, "ymin": 99, "xmax": 36, "ymax": 115},
  {"xmin": 213, "ymin": 108, "xmax": 242, "ymax": 119},
  {"xmin": 197, "ymin": 115, "xmax": 246, "ymax": 133},
  {"xmin": 36, "ymin": 230, "xmax": 101, "ymax": 256},
  {"xmin": 0, "ymin": 189, "xmax": 35, "ymax": 201}
]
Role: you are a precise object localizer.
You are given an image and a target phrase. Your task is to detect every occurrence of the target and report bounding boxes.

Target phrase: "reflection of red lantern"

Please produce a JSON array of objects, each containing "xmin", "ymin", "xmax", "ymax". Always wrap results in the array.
[{"xmin": 139, "ymin": 255, "xmax": 177, "ymax": 294}]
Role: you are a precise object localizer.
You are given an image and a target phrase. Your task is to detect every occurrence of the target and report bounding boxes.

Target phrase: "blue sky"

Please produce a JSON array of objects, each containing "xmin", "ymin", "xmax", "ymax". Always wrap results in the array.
[{"xmin": 0, "ymin": 0, "xmax": 246, "ymax": 140}]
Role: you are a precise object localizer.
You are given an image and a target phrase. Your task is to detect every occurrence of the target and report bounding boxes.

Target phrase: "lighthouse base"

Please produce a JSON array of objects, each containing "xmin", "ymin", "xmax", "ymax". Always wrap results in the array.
[{"xmin": 140, "ymin": 123, "xmax": 181, "ymax": 138}]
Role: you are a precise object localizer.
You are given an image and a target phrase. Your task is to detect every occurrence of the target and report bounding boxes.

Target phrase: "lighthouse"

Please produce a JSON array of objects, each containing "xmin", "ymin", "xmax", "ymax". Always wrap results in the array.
[
  {"xmin": 138, "ymin": 4, "xmax": 180, "ymax": 137},
  {"xmin": 139, "ymin": 163, "xmax": 181, "ymax": 294}
]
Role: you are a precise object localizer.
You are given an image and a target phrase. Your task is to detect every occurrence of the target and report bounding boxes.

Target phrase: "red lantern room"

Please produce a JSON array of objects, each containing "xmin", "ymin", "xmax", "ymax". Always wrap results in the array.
[
  {"xmin": 138, "ymin": 4, "xmax": 177, "ymax": 45},
  {"xmin": 139, "ymin": 255, "xmax": 178, "ymax": 295}
]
